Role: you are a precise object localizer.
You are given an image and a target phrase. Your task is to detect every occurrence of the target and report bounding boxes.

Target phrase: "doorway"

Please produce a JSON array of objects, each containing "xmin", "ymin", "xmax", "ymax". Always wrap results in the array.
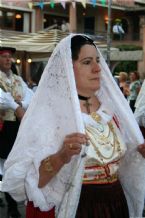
[{"xmin": 84, "ymin": 17, "xmax": 95, "ymax": 34}]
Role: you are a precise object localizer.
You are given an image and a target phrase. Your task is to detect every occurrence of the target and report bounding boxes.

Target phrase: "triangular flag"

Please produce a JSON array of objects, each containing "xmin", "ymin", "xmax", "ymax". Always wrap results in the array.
[
  {"xmin": 28, "ymin": 2, "xmax": 33, "ymax": 9},
  {"xmin": 91, "ymin": 0, "xmax": 96, "ymax": 7},
  {"xmin": 60, "ymin": 1, "xmax": 66, "ymax": 9},
  {"xmin": 100, "ymin": 0, "xmax": 106, "ymax": 6},
  {"xmin": 81, "ymin": 0, "xmax": 87, "ymax": 8},
  {"xmin": 39, "ymin": 1, "xmax": 44, "ymax": 10},
  {"xmin": 50, "ymin": 0, "xmax": 55, "ymax": 8},
  {"xmin": 72, "ymin": 1, "xmax": 76, "ymax": 8}
]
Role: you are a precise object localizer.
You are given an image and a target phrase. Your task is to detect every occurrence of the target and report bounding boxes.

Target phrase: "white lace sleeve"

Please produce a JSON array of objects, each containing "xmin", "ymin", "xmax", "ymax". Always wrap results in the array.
[{"xmin": 20, "ymin": 78, "xmax": 34, "ymax": 109}]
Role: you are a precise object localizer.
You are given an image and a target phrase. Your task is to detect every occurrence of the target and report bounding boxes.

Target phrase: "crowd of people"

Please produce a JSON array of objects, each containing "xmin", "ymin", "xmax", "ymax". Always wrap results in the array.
[
  {"xmin": 116, "ymin": 71, "xmax": 142, "ymax": 112},
  {"xmin": 0, "ymin": 35, "xmax": 145, "ymax": 218},
  {"xmin": 51, "ymin": 18, "xmax": 70, "ymax": 33}
]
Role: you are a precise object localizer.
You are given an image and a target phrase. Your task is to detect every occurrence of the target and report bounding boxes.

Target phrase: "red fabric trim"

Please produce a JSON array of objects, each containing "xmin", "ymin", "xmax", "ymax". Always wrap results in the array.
[
  {"xmin": 83, "ymin": 178, "xmax": 118, "ymax": 185},
  {"xmin": 84, "ymin": 159, "xmax": 120, "ymax": 185},
  {"xmin": 113, "ymin": 115, "xmax": 120, "ymax": 129},
  {"xmin": 26, "ymin": 201, "xmax": 55, "ymax": 218}
]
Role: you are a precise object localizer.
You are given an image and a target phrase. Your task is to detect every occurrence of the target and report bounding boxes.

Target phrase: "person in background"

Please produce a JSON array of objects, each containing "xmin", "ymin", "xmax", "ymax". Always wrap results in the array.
[
  {"xmin": 61, "ymin": 19, "xmax": 70, "ymax": 32},
  {"xmin": 29, "ymin": 63, "xmax": 44, "ymax": 92},
  {"xmin": 0, "ymin": 174, "xmax": 5, "ymax": 208},
  {"xmin": 118, "ymin": 72, "xmax": 129, "ymax": 98},
  {"xmin": 0, "ymin": 47, "xmax": 33, "ymax": 218},
  {"xmin": 113, "ymin": 75, "xmax": 119, "ymax": 85},
  {"xmin": 128, "ymin": 71, "xmax": 141, "ymax": 112},
  {"xmin": 52, "ymin": 18, "xmax": 59, "ymax": 29},
  {"xmin": 134, "ymin": 80, "xmax": 145, "ymax": 135},
  {"xmin": 113, "ymin": 21, "xmax": 125, "ymax": 40},
  {"xmin": 2, "ymin": 35, "xmax": 145, "ymax": 218}
]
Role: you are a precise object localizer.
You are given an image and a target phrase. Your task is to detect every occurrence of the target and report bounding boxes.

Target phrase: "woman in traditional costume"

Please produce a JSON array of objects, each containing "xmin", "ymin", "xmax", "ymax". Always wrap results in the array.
[
  {"xmin": 2, "ymin": 35, "xmax": 145, "ymax": 218},
  {"xmin": 134, "ymin": 80, "xmax": 145, "ymax": 138}
]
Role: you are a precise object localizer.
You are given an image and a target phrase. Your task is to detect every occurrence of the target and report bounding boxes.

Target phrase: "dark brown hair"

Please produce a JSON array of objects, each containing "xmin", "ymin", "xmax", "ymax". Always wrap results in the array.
[{"xmin": 71, "ymin": 35, "xmax": 96, "ymax": 61}]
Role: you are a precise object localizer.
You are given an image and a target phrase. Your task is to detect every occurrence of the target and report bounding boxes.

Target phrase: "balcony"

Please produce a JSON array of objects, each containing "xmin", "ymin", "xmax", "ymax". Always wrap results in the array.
[
  {"xmin": 0, "ymin": 29, "xmax": 143, "ymax": 63},
  {"xmin": 89, "ymin": 31, "xmax": 142, "ymax": 47}
]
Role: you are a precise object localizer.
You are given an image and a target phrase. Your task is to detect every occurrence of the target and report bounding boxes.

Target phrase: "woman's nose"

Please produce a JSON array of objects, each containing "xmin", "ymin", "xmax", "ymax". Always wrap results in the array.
[{"xmin": 93, "ymin": 62, "xmax": 101, "ymax": 73}]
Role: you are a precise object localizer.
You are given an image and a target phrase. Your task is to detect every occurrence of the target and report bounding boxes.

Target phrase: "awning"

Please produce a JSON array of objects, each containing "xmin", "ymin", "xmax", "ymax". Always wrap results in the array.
[
  {"xmin": 0, "ymin": 29, "xmax": 68, "ymax": 53},
  {"xmin": 0, "ymin": 29, "xmax": 104, "ymax": 60}
]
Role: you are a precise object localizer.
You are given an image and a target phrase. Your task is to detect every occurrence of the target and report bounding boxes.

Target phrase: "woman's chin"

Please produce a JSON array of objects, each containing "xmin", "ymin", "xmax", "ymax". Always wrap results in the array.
[{"xmin": 92, "ymin": 85, "xmax": 100, "ymax": 93}]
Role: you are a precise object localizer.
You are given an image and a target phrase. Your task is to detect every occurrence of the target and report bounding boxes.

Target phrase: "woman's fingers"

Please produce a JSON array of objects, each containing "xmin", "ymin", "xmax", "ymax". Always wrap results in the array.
[
  {"xmin": 59, "ymin": 133, "xmax": 89, "ymax": 164},
  {"xmin": 64, "ymin": 133, "xmax": 89, "ymax": 145},
  {"xmin": 137, "ymin": 143, "xmax": 145, "ymax": 158}
]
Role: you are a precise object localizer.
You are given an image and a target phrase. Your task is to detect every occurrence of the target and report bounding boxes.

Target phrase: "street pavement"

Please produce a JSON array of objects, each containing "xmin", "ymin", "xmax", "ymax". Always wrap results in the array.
[{"xmin": 0, "ymin": 192, "xmax": 26, "ymax": 218}]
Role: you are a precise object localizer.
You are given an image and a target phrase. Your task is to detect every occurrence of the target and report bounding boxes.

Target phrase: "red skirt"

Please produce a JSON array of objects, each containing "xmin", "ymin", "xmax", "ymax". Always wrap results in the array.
[{"xmin": 26, "ymin": 201, "xmax": 55, "ymax": 218}]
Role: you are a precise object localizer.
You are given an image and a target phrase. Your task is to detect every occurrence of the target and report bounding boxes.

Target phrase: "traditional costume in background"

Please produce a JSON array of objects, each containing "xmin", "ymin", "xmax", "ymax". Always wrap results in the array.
[
  {"xmin": 134, "ymin": 80, "xmax": 145, "ymax": 138},
  {"xmin": 128, "ymin": 79, "xmax": 141, "ymax": 112},
  {"xmin": 0, "ymin": 70, "xmax": 33, "ymax": 159},
  {"xmin": 2, "ymin": 34, "xmax": 145, "ymax": 218},
  {"xmin": 0, "ymin": 67, "xmax": 33, "ymax": 218}
]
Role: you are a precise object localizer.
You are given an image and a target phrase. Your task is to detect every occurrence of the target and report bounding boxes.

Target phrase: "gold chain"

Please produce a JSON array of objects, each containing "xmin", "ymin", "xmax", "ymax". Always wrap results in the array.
[
  {"xmin": 85, "ymin": 113, "xmax": 122, "ymax": 161},
  {"xmin": 86, "ymin": 127, "xmax": 116, "ymax": 160}
]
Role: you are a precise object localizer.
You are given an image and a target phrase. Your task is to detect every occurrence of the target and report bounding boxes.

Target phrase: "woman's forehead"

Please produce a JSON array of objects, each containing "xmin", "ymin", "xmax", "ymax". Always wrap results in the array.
[{"xmin": 78, "ymin": 44, "xmax": 99, "ymax": 58}]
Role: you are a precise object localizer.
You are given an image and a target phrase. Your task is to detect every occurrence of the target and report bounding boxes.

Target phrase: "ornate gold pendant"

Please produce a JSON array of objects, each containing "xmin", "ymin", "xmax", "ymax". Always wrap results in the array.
[{"xmin": 91, "ymin": 112, "xmax": 101, "ymax": 122}]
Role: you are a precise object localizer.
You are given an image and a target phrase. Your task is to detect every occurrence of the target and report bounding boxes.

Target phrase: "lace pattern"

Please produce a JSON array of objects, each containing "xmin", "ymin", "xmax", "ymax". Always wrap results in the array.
[{"xmin": 134, "ymin": 80, "xmax": 145, "ymax": 127}]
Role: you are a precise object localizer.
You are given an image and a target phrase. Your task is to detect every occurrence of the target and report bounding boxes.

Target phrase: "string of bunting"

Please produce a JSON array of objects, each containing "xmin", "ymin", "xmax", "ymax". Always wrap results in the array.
[{"xmin": 28, "ymin": 0, "xmax": 107, "ymax": 10}]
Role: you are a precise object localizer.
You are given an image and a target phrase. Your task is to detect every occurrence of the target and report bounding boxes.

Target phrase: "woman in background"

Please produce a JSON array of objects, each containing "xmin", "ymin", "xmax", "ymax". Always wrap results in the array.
[
  {"xmin": 118, "ymin": 71, "xmax": 129, "ymax": 98},
  {"xmin": 128, "ymin": 71, "xmax": 141, "ymax": 112}
]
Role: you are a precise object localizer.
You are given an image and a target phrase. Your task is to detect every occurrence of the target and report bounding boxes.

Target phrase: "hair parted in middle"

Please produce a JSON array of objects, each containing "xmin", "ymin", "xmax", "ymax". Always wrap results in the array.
[{"xmin": 71, "ymin": 35, "xmax": 96, "ymax": 61}]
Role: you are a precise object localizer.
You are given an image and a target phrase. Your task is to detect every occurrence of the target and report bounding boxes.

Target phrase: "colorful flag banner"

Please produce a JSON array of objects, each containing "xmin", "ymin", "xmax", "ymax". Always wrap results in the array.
[
  {"xmin": 91, "ymin": 0, "xmax": 97, "ymax": 7},
  {"xmin": 81, "ymin": 0, "xmax": 87, "ymax": 8},
  {"xmin": 28, "ymin": 2, "xmax": 33, "ymax": 9},
  {"xmin": 100, "ymin": 0, "xmax": 106, "ymax": 6},
  {"xmin": 72, "ymin": 1, "xmax": 76, "ymax": 8},
  {"xmin": 36, "ymin": 1, "xmax": 44, "ymax": 10},
  {"xmin": 39, "ymin": 1, "xmax": 44, "ymax": 10},
  {"xmin": 50, "ymin": 0, "xmax": 55, "ymax": 8},
  {"xmin": 60, "ymin": 1, "xmax": 66, "ymax": 9}
]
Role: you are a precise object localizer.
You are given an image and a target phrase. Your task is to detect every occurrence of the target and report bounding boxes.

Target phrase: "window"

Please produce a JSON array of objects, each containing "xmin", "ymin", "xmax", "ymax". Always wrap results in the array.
[
  {"xmin": 43, "ymin": 14, "xmax": 68, "ymax": 30},
  {"xmin": 0, "ymin": 9, "xmax": 30, "ymax": 32}
]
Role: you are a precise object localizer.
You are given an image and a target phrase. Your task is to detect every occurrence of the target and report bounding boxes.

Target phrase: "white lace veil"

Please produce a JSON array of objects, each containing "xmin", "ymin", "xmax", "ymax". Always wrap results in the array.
[
  {"xmin": 134, "ymin": 79, "xmax": 145, "ymax": 127},
  {"xmin": 2, "ymin": 34, "xmax": 145, "ymax": 217}
]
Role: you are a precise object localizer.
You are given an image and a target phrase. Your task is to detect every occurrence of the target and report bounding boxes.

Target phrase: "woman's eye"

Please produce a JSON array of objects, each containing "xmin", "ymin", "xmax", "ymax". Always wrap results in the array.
[{"xmin": 83, "ymin": 61, "xmax": 90, "ymax": 65}]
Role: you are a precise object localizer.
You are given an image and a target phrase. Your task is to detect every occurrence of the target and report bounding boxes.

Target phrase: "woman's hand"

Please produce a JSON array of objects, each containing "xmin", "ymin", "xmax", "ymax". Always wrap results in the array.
[
  {"xmin": 58, "ymin": 133, "xmax": 88, "ymax": 164},
  {"xmin": 137, "ymin": 143, "xmax": 145, "ymax": 158},
  {"xmin": 15, "ymin": 106, "xmax": 25, "ymax": 121},
  {"xmin": 38, "ymin": 132, "xmax": 88, "ymax": 188}
]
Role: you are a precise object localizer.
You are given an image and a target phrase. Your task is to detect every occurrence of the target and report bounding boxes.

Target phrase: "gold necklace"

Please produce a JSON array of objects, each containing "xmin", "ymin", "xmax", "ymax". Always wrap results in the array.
[
  {"xmin": 86, "ymin": 126, "xmax": 116, "ymax": 160},
  {"xmin": 85, "ymin": 112, "xmax": 122, "ymax": 162}
]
